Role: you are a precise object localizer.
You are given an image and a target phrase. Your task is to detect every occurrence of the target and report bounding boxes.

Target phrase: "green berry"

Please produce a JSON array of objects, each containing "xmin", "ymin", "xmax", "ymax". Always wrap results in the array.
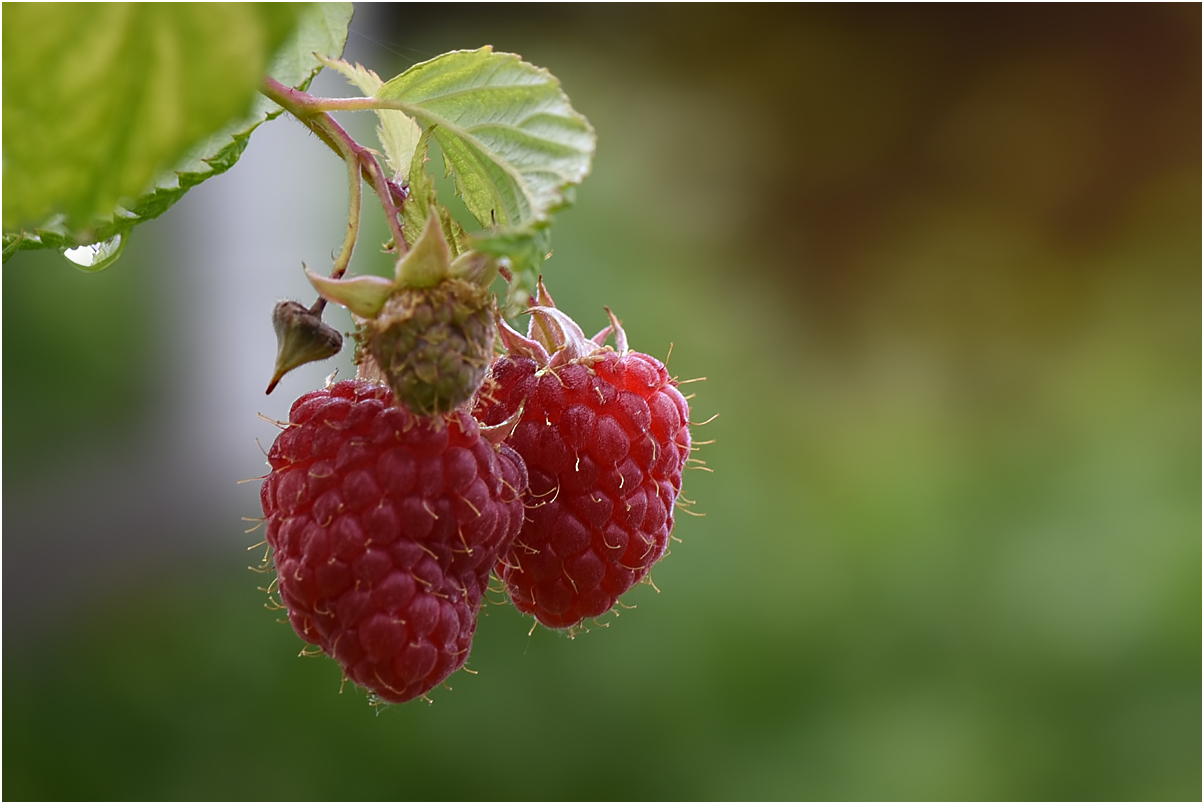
[{"xmin": 364, "ymin": 278, "xmax": 494, "ymax": 416}]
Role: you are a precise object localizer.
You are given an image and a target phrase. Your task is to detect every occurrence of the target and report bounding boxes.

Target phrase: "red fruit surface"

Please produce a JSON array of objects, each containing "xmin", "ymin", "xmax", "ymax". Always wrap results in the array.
[
  {"xmin": 475, "ymin": 351, "xmax": 691, "ymax": 629},
  {"xmin": 260, "ymin": 379, "xmax": 526, "ymax": 703}
]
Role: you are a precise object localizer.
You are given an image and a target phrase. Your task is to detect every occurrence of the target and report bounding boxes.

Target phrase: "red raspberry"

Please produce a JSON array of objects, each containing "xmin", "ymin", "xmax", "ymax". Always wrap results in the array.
[
  {"xmin": 259, "ymin": 379, "xmax": 526, "ymax": 703},
  {"xmin": 475, "ymin": 302, "xmax": 692, "ymax": 629}
]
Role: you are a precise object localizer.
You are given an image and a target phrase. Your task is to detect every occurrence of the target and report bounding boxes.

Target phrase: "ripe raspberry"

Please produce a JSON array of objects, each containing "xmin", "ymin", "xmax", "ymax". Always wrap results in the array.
[
  {"xmin": 475, "ymin": 302, "xmax": 692, "ymax": 629},
  {"xmin": 259, "ymin": 379, "xmax": 526, "ymax": 703}
]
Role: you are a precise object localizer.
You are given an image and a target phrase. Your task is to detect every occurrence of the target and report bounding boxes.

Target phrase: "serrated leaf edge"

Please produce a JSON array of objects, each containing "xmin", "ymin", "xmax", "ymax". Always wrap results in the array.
[{"xmin": 376, "ymin": 47, "xmax": 595, "ymax": 230}]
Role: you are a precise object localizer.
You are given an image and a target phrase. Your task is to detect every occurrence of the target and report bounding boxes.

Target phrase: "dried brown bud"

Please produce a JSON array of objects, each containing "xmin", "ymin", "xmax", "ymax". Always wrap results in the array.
[{"xmin": 266, "ymin": 300, "xmax": 343, "ymax": 394}]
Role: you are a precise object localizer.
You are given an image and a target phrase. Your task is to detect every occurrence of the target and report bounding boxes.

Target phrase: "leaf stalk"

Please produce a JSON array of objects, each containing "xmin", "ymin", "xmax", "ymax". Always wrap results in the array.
[{"xmin": 261, "ymin": 76, "xmax": 408, "ymax": 256}]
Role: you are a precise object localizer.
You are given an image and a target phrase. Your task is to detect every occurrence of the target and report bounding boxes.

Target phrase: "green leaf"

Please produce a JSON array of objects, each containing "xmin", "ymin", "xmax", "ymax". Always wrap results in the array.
[
  {"xmin": 3, "ymin": 3, "xmax": 298, "ymax": 232},
  {"xmin": 2, "ymin": 2, "xmax": 353, "ymax": 260},
  {"xmin": 401, "ymin": 129, "xmax": 467, "ymax": 258},
  {"xmin": 375, "ymin": 47, "xmax": 595, "ymax": 313},
  {"xmin": 473, "ymin": 225, "xmax": 551, "ymax": 315},
  {"xmin": 376, "ymin": 47, "xmax": 595, "ymax": 229}
]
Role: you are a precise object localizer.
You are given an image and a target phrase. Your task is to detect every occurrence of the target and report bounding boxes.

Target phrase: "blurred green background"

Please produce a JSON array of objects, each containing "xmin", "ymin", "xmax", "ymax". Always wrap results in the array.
[{"xmin": 4, "ymin": 4, "xmax": 1199, "ymax": 800}]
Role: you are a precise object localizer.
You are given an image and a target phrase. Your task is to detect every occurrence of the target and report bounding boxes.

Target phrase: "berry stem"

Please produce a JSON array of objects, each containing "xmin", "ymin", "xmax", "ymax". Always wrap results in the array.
[
  {"xmin": 333, "ymin": 145, "xmax": 362, "ymax": 280},
  {"xmin": 262, "ymin": 77, "xmax": 408, "ymax": 256},
  {"xmin": 356, "ymin": 146, "xmax": 406, "ymax": 254}
]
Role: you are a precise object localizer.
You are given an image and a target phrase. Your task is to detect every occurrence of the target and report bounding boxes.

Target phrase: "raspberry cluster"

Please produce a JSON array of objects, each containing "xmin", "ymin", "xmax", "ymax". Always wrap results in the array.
[{"xmin": 259, "ymin": 291, "xmax": 695, "ymax": 705}]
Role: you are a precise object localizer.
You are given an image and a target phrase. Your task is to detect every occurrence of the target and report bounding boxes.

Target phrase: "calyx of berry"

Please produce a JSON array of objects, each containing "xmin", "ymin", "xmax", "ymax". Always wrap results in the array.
[
  {"xmin": 305, "ymin": 209, "xmax": 499, "ymax": 416},
  {"xmin": 496, "ymin": 279, "xmax": 627, "ymax": 369},
  {"xmin": 305, "ymin": 211, "xmax": 495, "ymax": 317}
]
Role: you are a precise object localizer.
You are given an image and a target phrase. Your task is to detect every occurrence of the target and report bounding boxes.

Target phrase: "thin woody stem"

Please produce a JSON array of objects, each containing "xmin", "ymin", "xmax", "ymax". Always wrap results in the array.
[{"xmin": 261, "ymin": 77, "xmax": 408, "ymax": 255}]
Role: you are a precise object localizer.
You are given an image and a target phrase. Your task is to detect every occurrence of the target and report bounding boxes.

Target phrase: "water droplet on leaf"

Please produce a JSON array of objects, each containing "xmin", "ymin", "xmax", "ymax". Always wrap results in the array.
[{"xmin": 62, "ymin": 232, "xmax": 127, "ymax": 272}]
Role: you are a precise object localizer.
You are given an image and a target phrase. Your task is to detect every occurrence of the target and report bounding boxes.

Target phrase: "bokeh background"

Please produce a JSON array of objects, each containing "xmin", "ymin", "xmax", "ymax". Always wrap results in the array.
[{"xmin": 4, "ymin": 4, "xmax": 1199, "ymax": 799}]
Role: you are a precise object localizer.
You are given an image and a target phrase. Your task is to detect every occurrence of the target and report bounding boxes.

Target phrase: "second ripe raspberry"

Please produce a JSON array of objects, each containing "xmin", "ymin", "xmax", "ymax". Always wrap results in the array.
[{"xmin": 476, "ymin": 305, "xmax": 692, "ymax": 629}]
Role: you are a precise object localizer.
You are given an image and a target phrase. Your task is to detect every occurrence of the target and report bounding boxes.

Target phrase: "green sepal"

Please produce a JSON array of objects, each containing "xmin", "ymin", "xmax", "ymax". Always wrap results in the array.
[
  {"xmin": 309, "ymin": 209, "xmax": 484, "ymax": 320},
  {"xmin": 449, "ymin": 250, "xmax": 497, "ymax": 287},
  {"xmin": 305, "ymin": 266, "xmax": 394, "ymax": 318},
  {"xmin": 395, "ymin": 210, "xmax": 453, "ymax": 288}
]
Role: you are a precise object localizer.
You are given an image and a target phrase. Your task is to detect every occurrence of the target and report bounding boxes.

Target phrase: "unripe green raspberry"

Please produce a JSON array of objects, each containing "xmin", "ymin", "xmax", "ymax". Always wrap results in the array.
[
  {"xmin": 305, "ymin": 211, "xmax": 500, "ymax": 416},
  {"xmin": 365, "ymin": 278, "xmax": 494, "ymax": 416}
]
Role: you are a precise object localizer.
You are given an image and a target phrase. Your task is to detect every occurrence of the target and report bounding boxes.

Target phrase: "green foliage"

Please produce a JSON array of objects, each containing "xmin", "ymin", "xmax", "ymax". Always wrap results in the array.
[
  {"xmin": 2, "ymin": 2, "xmax": 352, "ymax": 260},
  {"xmin": 375, "ymin": 48, "xmax": 595, "ymax": 312},
  {"xmin": 376, "ymin": 47, "xmax": 595, "ymax": 230},
  {"xmin": 3, "ymin": 16, "xmax": 591, "ymax": 321},
  {"xmin": 472, "ymin": 225, "xmax": 550, "ymax": 313},
  {"xmin": 401, "ymin": 129, "xmax": 468, "ymax": 258}
]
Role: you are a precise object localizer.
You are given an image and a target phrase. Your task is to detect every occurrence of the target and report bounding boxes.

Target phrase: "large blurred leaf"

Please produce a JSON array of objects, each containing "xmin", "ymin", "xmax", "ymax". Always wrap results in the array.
[
  {"xmin": 2, "ymin": 2, "xmax": 353, "ymax": 259},
  {"xmin": 375, "ymin": 47, "xmax": 595, "ymax": 311}
]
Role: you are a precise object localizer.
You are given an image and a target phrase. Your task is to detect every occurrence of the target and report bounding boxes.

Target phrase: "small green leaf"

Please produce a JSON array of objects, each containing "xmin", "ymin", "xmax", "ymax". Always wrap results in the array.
[
  {"xmin": 2, "ymin": 2, "xmax": 353, "ymax": 261},
  {"xmin": 473, "ymin": 225, "xmax": 551, "ymax": 316},
  {"xmin": 401, "ymin": 129, "xmax": 467, "ymax": 258},
  {"xmin": 375, "ymin": 47, "xmax": 594, "ymax": 313},
  {"xmin": 377, "ymin": 48, "xmax": 595, "ymax": 229}
]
